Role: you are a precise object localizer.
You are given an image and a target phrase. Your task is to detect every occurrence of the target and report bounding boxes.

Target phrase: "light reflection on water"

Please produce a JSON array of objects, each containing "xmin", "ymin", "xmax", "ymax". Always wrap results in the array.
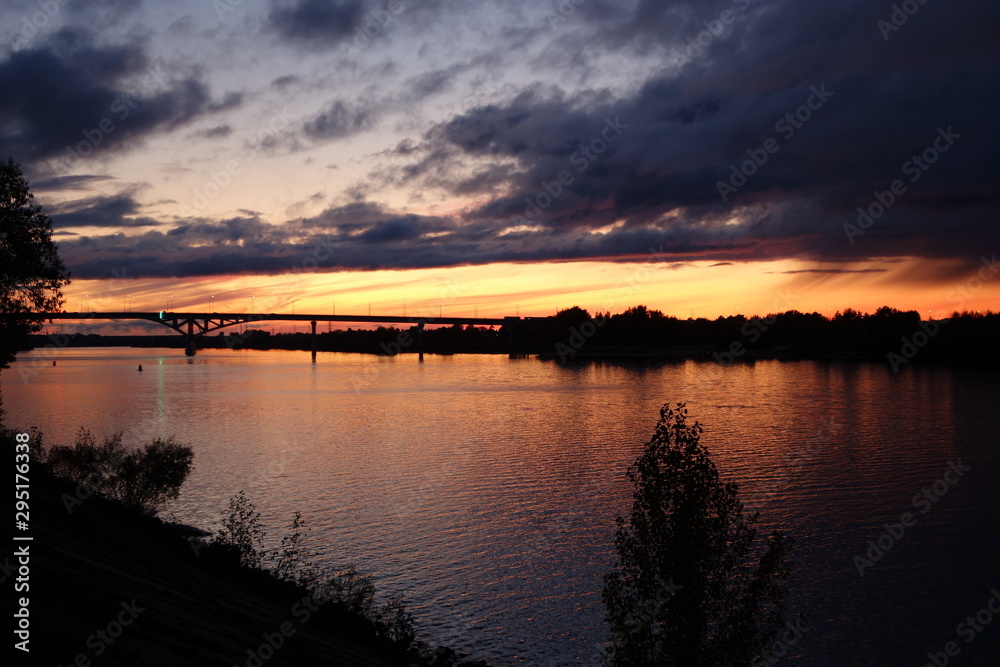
[{"xmin": 6, "ymin": 348, "xmax": 1000, "ymax": 665}]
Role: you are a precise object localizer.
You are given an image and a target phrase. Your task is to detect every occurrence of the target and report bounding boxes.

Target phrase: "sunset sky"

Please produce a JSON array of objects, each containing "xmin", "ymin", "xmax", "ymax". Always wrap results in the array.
[{"xmin": 3, "ymin": 0, "xmax": 998, "ymax": 332}]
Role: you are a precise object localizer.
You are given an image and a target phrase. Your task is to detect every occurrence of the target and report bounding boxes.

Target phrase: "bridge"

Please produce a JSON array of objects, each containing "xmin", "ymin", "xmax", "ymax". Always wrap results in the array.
[{"xmin": 27, "ymin": 311, "xmax": 533, "ymax": 357}]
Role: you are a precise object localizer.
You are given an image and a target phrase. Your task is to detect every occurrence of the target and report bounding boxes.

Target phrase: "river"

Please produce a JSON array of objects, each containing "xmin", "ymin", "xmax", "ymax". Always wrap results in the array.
[{"xmin": 5, "ymin": 348, "xmax": 1000, "ymax": 665}]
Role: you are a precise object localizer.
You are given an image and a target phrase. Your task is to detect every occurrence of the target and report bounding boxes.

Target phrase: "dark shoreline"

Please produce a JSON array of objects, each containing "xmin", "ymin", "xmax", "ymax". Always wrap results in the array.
[
  {"xmin": 20, "ymin": 334, "xmax": 1000, "ymax": 371},
  {"xmin": 12, "ymin": 458, "xmax": 488, "ymax": 667},
  {"xmin": 19, "ymin": 308, "xmax": 1000, "ymax": 369}
]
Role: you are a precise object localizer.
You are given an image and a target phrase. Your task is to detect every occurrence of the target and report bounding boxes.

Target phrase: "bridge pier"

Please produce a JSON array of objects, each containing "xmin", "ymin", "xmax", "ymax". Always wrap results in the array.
[
  {"xmin": 185, "ymin": 320, "xmax": 196, "ymax": 356},
  {"xmin": 417, "ymin": 322, "xmax": 425, "ymax": 362},
  {"xmin": 311, "ymin": 320, "xmax": 317, "ymax": 362}
]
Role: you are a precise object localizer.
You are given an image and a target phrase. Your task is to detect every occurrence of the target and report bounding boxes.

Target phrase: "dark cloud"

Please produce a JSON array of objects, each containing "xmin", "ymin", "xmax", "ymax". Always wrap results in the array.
[
  {"xmin": 195, "ymin": 124, "xmax": 233, "ymax": 139},
  {"xmin": 779, "ymin": 269, "xmax": 887, "ymax": 275},
  {"xmin": 266, "ymin": 0, "xmax": 367, "ymax": 44},
  {"xmin": 207, "ymin": 91, "xmax": 244, "ymax": 113},
  {"xmin": 54, "ymin": 202, "xmax": 777, "ymax": 279},
  {"xmin": 0, "ymin": 28, "xmax": 243, "ymax": 168},
  {"xmin": 19, "ymin": 0, "xmax": 1000, "ymax": 280},
  {"xmin": 67, "ymin": 0, "xmax": 144, "ymax": 20},
  {"xmin": 405, "ymin": 66, "xmax": 461, "ymax": 100},
  {"xmin": 271, "ymin": 74, "xmax": 300, "ymax": 89},
  {"xmin": 48, "ymin": 192, "xmax": 162, "ymax": 228},
  {"xmin": 31, "ymin": 174, "xmax": 116, "ymax": 191},
  {"xmin": 302, "ymin": 99, "xmax": 379, "ymax": 140},
  {"xmin": 368, "ymin": 0, "xmax": 1000, "ymax": 267}
]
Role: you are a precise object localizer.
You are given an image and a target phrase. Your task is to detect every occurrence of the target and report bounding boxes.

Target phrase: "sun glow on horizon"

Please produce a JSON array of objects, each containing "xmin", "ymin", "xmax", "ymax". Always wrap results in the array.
[{"xmin": 53, "ymin": 256, "xmax": 1000, "ymax": 336}]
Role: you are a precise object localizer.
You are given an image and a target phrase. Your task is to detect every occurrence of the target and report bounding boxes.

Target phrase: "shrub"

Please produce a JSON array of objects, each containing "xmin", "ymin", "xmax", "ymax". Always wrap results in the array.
[
  {"xmin": 273, "ymin": 511, "xmax": 309, "ymax": 583},
  {"xmin": 212, "ymin": 490, "xmax": 415, "ymax": 647},
  {"xmin": 47, "ymin": 429, "xmax": 193, "ymax": 515},
  {"xmin": 213, "ymin": 489, "xmax": 266, "ymax": 569}
]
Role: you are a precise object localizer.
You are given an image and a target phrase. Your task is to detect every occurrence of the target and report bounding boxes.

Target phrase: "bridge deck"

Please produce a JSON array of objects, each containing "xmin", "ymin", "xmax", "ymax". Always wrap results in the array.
[{"xmin": 34, "ymin": 312, "xmax": 530, "ymax": 326}]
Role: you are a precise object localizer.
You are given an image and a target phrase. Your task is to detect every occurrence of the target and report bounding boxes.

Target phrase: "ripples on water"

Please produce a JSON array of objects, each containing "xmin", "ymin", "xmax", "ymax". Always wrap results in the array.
[{"xmin": 6, "ymin": 349, "xmax": 1000, "ymax": 665}]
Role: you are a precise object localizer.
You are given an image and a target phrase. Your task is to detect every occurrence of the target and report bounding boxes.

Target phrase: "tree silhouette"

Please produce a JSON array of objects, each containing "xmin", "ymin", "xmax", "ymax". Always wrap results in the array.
[
  {"xmin": 604, "ymin": 404, "xmax": 795, "ymax": 666},
  {"xmin": 1, "ymin": 158, "xmax": 71, "ymax": 369},
  {"xmin": 46, "ymin": 429, "xmax": 195, "ymax": 516}
]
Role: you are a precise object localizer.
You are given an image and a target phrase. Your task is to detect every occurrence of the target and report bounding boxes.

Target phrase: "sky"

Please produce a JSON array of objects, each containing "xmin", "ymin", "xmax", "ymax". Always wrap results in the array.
[{"xmin": 3, "ymin": 0, "xmax": 999, "ymax": 332}]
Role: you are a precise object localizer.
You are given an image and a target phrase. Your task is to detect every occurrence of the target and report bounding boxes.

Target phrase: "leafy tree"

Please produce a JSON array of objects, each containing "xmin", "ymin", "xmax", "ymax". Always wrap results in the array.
[
  {"xmin": 1, "ymin": 158, "xmax": 71, "ymax": 369},
  {"xmin": 110, "ymin": 437, "xmax": 195, "ymax": 514},
  {"xmin": 47, "ymin": 429, "xmax": 194, "ymax": 515},
  {"xmin": 604, "ymin": 404, "xmax": 795, "ymax": 666}
]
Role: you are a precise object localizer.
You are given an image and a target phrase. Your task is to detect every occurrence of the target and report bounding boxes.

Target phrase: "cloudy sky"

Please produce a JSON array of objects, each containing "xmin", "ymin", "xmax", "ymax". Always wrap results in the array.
[{"xmin": 3, "ymin": 0, "xmax": 998, "ymax": 325}]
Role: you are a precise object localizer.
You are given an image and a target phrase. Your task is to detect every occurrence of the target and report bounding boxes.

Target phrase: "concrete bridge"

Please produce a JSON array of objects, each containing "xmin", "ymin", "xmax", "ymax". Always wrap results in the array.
[{"xmin": 29, "ymin": 311, "xmax": 534, "ymax": 357}]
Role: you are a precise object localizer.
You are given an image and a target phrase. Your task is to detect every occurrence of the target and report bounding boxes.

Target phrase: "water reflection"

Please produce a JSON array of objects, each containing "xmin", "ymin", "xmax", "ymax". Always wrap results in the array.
[{"xmin": 4, "ymin": 349, "xmax": 998, "ymax": 665}]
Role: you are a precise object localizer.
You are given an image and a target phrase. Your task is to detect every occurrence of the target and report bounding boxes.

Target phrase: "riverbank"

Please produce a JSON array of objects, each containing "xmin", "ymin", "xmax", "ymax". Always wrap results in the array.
[{"xmin": 14, "ymin": 458, "xmax": 487, "ymax": 667}]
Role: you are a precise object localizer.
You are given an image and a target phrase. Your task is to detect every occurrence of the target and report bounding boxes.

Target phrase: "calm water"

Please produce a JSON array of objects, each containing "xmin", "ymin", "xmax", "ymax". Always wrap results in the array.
[{"xmin": 5, "ymin": 348, "xmax": 1000, "ymax": 665}]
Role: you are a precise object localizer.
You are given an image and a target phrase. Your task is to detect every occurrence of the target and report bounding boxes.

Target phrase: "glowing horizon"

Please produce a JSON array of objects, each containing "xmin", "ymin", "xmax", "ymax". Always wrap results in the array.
[{"xmin": 46, "ymin": 256, "xmax": 1000, "ymax": 337}]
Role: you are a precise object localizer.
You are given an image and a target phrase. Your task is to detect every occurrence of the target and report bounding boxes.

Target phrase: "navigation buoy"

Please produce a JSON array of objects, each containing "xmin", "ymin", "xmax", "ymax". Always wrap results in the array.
[
  {"xmin": 138, "ymin": 364, "xmax": 143, "ymax": 372},
  {"xmin": 52, "ymin": 360, "xmax": 56, "ymax": 366}
]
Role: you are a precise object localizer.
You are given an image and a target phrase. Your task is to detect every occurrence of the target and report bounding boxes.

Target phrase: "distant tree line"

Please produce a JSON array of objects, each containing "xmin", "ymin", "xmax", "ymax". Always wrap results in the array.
[
  {"xmin": 541, "ymin": 305, "xmax": 1000, "ymax": 366},
  {"xmin": 22, "ymin": 305, "xmax": 1000, "ymax": 366}
]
